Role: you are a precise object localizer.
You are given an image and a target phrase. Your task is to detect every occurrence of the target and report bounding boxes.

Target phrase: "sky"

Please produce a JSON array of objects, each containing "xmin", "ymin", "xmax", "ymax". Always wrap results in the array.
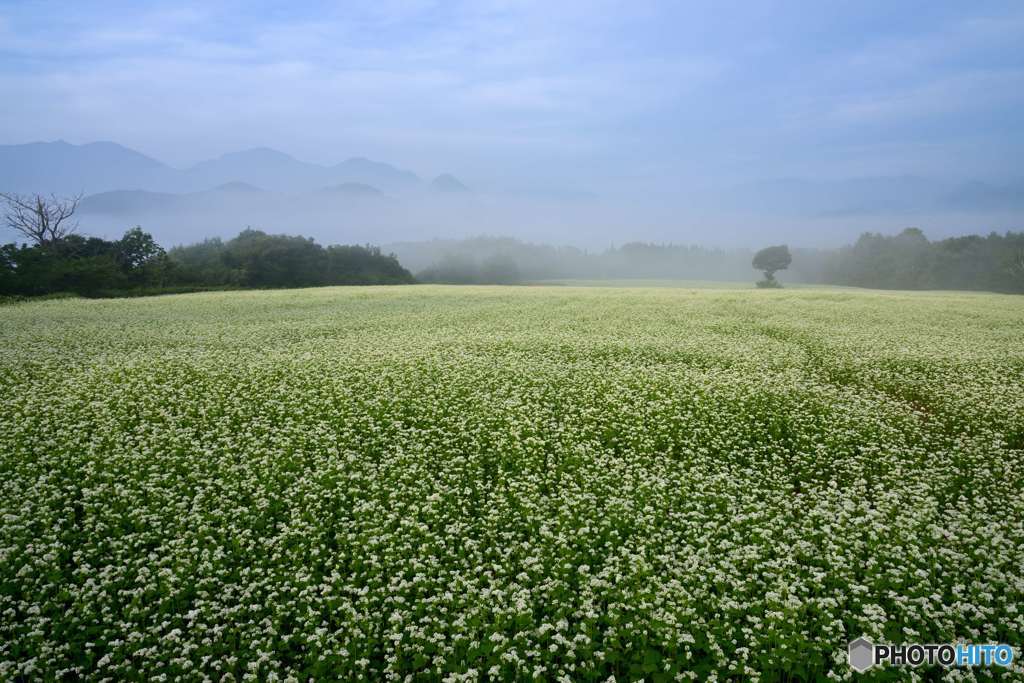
[{"xmin": 1, "ymin": 0, "xmax": 1023, "ymax": 244}]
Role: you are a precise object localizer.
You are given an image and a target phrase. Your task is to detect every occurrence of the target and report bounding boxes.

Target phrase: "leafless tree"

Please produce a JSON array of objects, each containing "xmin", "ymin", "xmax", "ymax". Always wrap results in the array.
[{"xmin": 0, "ymin": 192, "xmax": 82, "ymax": 246}]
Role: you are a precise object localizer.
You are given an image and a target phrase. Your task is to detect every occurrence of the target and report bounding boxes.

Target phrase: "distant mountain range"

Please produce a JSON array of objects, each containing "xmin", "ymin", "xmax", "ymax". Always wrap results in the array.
[
  {"xmin": 5, "ymin": 140, "xmax": 1018, "ymax": 220},
  {"xmin": 0, "ymin": 140, "xmax": 465, "ymax": 196},
  {"xmin": 1, "ymin": 139, "xmax": 1020, "ymax": 249},
  {"xmin": 0, "ymin": 139, "xmax": 486, "ymax": 245}
]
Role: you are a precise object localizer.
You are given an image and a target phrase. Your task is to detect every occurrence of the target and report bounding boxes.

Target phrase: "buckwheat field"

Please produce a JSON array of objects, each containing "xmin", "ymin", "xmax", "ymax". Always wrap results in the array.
[{"xmin": 1, "ymin": 285, "xmax": 1023, "ymax": 682}]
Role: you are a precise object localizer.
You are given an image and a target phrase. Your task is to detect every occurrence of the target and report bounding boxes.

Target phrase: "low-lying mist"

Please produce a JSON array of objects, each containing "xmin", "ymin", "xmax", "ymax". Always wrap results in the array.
[
  {"xmin": 387, "ymin": 229, "xmax": 1024, "ymax": 293},
  {"xmin": 67, "ymin": 186, "xmax": 1024, "ymax": 254}
]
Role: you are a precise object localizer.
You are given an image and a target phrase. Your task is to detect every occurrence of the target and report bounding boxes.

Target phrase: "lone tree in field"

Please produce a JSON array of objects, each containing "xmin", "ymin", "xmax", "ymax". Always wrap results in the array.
[
  {"xmin": 0, "ymin": 192, "xmax": 82, "ymax": 246},
  {"xmin": 752, "ymin": 244, "xmax": 792, "ymax": 288}
]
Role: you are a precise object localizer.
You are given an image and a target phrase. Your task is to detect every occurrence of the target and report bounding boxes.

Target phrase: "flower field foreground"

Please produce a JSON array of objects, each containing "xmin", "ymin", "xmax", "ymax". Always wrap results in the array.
[{"xmin": 1, "ymin": 284, "xmax": 1023, "ymax": 682}]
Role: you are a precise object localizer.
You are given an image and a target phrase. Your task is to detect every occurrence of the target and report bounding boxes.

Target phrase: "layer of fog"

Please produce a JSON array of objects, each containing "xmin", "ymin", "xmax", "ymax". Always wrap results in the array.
[
  {"xmin": 68, "ymin": 187, "xmax": 1023, "ymax": 253},
  {"xmin": 3, "ymin": 140, "xmax": 1020, "ymax": 253}
]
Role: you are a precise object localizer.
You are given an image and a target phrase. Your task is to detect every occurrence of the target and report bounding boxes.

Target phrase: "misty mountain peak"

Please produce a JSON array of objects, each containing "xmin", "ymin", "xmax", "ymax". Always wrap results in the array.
[
  {"xmin": 430, "ymin": 174, "xmax": 470, "ymax": 193},
  {"xmin": 331, "ymin": 157, "xmax": 420, "ymax": 189},
  {"xmin": 0, "ymin": 139, "xmax": 172, "ymax": 194},
  {"xmin": 3, "ymin": 139, "xmax": 164, "ymax": 164}
]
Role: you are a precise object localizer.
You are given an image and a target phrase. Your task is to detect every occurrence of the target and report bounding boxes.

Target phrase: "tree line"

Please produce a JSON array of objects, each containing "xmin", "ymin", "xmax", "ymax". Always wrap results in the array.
[
  {"xmin": 1, "ymin": 193, "xmax": 413, "ymax": 298},
  {"xmin": 167, "ymin": 230, "xmax": 414, "ymax": 289},
  {"xmin": 402, "ymin": 238, "xmax": 763, "ymax": 284},
  {"xmin": 404, "ymin": 232, "xmax": 1024, "ymax": 293},
  {"xmin": 815, "ymin": 228, "xmax": 1024, "ymax": 293}
]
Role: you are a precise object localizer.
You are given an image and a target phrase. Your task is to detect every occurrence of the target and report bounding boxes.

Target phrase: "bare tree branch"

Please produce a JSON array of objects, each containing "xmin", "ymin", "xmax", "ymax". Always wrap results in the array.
[{"xmin": 0, "ymin": 192, "xmax": 81, "ymax": 246}]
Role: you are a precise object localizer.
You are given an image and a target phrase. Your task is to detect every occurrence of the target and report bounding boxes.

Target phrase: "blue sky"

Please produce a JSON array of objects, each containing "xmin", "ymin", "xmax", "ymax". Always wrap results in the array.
[{"xmin": 1, "ymin": 0, "xmax": 1022, "ymax": 200}]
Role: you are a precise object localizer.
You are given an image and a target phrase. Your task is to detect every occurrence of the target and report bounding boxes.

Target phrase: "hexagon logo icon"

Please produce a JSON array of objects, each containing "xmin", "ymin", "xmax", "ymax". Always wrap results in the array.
[{"xmin": 848, "ymin": 637, "xmax": 874, "ymax": 673}]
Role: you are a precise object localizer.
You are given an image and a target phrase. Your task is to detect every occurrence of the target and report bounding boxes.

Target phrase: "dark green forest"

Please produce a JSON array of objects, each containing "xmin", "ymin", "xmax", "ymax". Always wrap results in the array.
[
  {"xmin": 820, "ymin": 228, "xmax": 1024, "ymax": 292},
  {"xmin": 0, "ymin": 227, "xmax": 414, "ymax": 298},
  {"xmin": 168, "ymin": 229, "xmax": 414, "ymax": 288}
]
